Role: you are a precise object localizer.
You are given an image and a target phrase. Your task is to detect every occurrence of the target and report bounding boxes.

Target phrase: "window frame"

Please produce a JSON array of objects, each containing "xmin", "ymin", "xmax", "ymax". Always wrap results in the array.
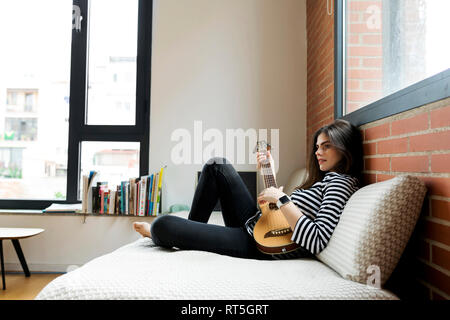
[
  {"xmin": 0, "ymin": 0, "xmax": 152, "ymax": 210},
  {"xmin": 334, "ymin": 0, "xmax": 450, "ymax": 126}
]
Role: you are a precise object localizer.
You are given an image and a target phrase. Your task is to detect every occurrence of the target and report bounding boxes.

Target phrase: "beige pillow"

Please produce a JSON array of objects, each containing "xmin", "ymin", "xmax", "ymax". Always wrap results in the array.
[
  {"xmin": 284, "ymin": 167, "xmax": 308, "ymax": 196},
  {"xmin": 316, "ymin": 175, "xmax": 427, "ymax": 287}
]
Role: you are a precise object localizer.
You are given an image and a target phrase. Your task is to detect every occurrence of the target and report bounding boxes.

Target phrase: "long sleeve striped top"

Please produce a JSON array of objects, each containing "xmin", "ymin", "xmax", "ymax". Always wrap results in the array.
[{"xmin": 245, "ymin": 171, "xmax": 360, "ymax": 258}]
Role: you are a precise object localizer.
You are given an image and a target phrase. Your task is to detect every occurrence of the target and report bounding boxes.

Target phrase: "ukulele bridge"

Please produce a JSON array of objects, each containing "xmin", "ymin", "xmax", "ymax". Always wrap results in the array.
[{"xmin": 264, "ymin": 228, "xmax": 293, "ymax": 238}]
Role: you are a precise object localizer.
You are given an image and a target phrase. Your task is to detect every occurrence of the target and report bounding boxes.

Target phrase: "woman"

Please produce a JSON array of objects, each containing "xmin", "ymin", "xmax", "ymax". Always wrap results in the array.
[{"xmin": 133, "ymin": 119, "xmax": 363, "ymax": 260}]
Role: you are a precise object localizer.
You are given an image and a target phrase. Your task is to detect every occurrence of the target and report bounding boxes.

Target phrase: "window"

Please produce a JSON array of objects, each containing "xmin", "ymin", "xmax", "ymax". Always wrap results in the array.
[
  {"xmin": 0, "ymin": 0, "xmax": 152, "ymax": 209},
  {"xmin": 4, "ymin": 118, "xmax": 38, "ymax": 141},
  {"xmin": 6, "ymin": 90, "xmax": 38, "ymax": 113},
  {"xmin": 335, "ymin": 0, "xmax": 450, "ymax": 124},
  {"xmin": 79, "ymin": 141, "xmax": 140, "ymax": 197},
  {"xmin": 86, "ymin": 0, "xmax": 139, "ymax": 125}
]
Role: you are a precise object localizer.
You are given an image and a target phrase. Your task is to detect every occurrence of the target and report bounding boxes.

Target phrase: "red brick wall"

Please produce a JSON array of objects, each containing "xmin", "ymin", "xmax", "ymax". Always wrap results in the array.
[
  {"xmin": 360, "ymin": 99, "xmax": 450, "ymax": 300},
  {"xmin": 346, "ymin": 0, "xmax": 383, "ymax": 113},
  {"xmin": 306, "ymin": 0, "xmax": 335, "ymax": 150},
  {"xmin": 306, "ymin": 0, "xmax": 450, "ymax": 300}
]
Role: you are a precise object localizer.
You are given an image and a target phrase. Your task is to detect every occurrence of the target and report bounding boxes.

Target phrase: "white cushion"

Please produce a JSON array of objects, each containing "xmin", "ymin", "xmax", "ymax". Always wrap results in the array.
[{"xmin": 316, "ymin": 175, "xmax": 427, "ymax": 286}]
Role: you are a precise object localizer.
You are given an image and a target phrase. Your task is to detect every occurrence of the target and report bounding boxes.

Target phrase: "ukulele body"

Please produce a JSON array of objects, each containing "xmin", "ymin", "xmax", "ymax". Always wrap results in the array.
[{"xmin": 253, "ymin": 202, "xmax": 300, "ymax": 254}]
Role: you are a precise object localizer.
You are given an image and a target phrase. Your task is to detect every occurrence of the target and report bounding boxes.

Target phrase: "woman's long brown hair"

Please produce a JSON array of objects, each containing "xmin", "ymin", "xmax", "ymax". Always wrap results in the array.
[{"xmin": 296, "ymin": 119, "xmax": 364, "ymax": 190}]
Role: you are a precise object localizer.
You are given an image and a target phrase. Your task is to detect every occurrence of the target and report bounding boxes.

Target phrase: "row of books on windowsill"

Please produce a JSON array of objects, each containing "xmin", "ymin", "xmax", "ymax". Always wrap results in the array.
[
  {"xmin": 43, "ymin": 168, "xmax": 166, "ymax": 216},
  {"xmin": 79, "ymin": 166, "xmax": 166, "ymax": 216}
]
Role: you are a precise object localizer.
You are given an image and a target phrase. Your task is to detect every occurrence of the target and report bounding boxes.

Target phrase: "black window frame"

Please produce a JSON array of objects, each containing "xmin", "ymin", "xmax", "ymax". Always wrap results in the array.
[
  {"xmin": 334, "ymin": 0, "xmax": 450, "ymax": 126},
  {"xmin": 0, "ymin": 0, "xmax": 152, "ymax": 210}
]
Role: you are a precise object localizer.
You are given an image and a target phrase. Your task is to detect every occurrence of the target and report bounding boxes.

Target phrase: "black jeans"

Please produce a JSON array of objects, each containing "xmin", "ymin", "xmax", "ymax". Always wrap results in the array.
[{"xmin": 150, "ymin": 157, "xmax": 270, "ymax": 260}]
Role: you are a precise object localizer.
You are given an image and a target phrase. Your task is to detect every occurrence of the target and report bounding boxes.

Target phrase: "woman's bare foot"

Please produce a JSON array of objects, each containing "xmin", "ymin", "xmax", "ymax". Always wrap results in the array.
[{"xmin": 133, "ymin": 222, "xmax": 152, "ymax": 238}]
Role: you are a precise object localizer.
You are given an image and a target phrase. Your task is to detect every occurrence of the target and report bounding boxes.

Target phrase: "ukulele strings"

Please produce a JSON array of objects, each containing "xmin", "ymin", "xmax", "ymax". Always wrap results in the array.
[
  {"xmin": 261, "ymin": 154, "xmax": 289, "ymax": 232},
  {"xmin": 261, "ymin": 159, "xmax": 276, "ymax": 231}
]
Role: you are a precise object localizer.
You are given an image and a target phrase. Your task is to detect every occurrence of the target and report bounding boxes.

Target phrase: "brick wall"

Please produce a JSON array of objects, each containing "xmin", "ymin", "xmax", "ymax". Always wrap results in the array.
[
  {"xmin": 306, "ymin": 0, "xmax": 450, "ymax": 300},
  {"xmin": 346, "ymin": 0, "xmax": 383, "ymax": 113},
  {"xmin": 360, "ymin": 98, "xmax": 450, "ymax": 300},
  {"xmin": 306, "ymin": 0, "xmax": 334, "ymax": 151}
]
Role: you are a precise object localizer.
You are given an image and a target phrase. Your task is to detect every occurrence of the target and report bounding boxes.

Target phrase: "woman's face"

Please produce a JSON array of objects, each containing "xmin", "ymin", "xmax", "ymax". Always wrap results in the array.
[{"xmin": 315, "ymin": 133, "xmax": 343, "ymax": 172}]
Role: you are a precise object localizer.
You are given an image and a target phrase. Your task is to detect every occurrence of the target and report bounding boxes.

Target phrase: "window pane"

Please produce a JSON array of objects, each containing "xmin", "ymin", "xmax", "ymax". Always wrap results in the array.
[
  {"xmin": 0, "ymin": 0, "xmax": 72, "ymax": 200},
  {"xmin": 86, "ymin": 0, "xmax": 139, "ymax": 125},
  {"xmin": 344, "ymin": 0, "xmax": 450, "ymax": 114},
  {"xmin": 79, "ymin": 142, "xmax": 140, "ymax": 200}
]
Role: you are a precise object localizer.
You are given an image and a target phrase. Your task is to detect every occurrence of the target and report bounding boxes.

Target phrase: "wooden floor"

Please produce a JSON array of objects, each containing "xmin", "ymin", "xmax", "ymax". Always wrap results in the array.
[{"xmin": 0, "ymin": 273, "xmax": 62, "ymax": 300}]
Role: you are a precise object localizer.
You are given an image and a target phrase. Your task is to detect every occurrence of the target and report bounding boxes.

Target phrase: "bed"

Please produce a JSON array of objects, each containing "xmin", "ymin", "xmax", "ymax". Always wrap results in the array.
[{"xmin": 36, "ymin": 173, "xmax": 426, "ymax": 300}]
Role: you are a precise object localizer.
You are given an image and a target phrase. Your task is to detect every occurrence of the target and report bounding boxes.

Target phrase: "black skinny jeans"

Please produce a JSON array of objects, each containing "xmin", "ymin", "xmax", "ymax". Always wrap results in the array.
[{"xmin": 150, "ymin": 157, "xmax": 271, "ymax": 260}]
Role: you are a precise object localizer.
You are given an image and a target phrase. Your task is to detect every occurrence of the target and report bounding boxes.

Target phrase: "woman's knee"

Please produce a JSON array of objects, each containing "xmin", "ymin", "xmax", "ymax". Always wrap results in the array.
[
  {"xmin": 205, "ymin": 157, "xmax": 231, "ymax": 166},
  {"xmin": 150, "ymin": 215, "xmax": 177, "ymax": 247}
]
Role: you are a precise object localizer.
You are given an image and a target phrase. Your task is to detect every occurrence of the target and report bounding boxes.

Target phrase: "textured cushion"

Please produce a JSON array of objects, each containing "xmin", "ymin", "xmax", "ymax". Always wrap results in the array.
[{"xmin": 316, "ymin": 175, "xmax": 427, "ymax": 287}]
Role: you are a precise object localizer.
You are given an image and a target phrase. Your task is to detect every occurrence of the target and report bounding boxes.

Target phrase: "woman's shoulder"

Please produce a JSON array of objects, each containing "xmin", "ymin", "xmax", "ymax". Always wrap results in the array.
[
  {"xmin": 323, "ymin": 172, "xmax": 360, "ymax": 189},
  {"xmin": 324, "ymin": 171, "xmax": 355, "ymax": 179},
  {"xmin": 291, "ymin": 172, "xmax": 360, "ymax": 194}
]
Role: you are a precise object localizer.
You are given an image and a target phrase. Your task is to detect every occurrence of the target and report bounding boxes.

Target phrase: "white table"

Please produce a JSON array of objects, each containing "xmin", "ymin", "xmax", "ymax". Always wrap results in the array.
[{"xmin": 0, "ymin": 228, "xmax": 44, "ymax": 290}]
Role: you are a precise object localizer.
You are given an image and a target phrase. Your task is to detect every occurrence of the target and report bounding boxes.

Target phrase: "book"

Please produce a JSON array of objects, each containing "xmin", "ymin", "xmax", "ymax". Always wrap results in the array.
[
  {"xmin": 82, "ymin": 171, "xmax": 98, "ymax": 213},
  {"xmin": 109, "ymin": 190, "xmax": 116, "ymax": 214},
  {"xmin": 92, "ymin": 185, "xmax": 99, "ymax": 213},
  {"xmin": 43, "ymin": 203, "xmax": 82, "ymax": 213},
  {"xmin": 123, "ymin": 181, "xmax": 128, "ymax": 215},
  {"xmin": 151, "ymin": 172, "xmax": 159, "ymax": 216},
  {"xmin": 120, "ymin": 182, "xmax": 125, "ymax": 214},
  {"xmin": 137, "ymin": 180, "xmax": 141, "ymax": 216},
  {"xmin": 147, "ymin": 174, "xmax": 153, "ymax": 216},
  {"xmin": 156, "ymin": 166, "xmax": 165, "ymax": 215},
  {"xmin": 145, "ymin": 175, "xmax": 151, "ymax": 216},
  {"xmin": 135, "ymin": 179, "xmax": 140, "ymax": 216},
  {"xmin": 126, "ymin": 182, "xmax": 130, "ymax": 215},
  {"xmin": 129, "ymin": 178, "xmax": 137, "ymax": 216},
  {"xmin": 115, "ymin": 185, "xmax": 121, "ymax": 214},
  {"xmin": 134, "ymin": 177, "xmax": 140, "ymax": 215},
  {"xmin": 105, "ymin": 191, "xmax": 110, "ymax": 213},
  {"xmin": 138, "ymin": 177, "xmax": 148, "ymax": 216},
  {"xmin": 100, "ymin": 187, "xmax": 105, "ymax": 214},
  {"xmin": 149, "ymin": 174, "xmax": 154, "ymax": 216}
]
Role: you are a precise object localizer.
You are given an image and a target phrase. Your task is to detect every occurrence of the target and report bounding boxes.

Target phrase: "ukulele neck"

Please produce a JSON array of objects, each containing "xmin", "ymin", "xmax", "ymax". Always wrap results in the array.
[{"xmin": 260, "ymin": 162, "xmax": 277, "ymax": 189}]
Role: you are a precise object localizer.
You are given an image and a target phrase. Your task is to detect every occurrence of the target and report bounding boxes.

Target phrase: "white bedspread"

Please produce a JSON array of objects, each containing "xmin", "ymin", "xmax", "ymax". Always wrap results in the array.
[{"xmin": 35, "ymin": 212, "xmax": 398, "ymax": 300}]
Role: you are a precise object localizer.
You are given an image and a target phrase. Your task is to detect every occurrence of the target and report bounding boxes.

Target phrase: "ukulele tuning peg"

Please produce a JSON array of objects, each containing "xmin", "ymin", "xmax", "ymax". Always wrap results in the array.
[{"xmin": 253, "ymin": 141, "xmax": 273, "ymax": 153}]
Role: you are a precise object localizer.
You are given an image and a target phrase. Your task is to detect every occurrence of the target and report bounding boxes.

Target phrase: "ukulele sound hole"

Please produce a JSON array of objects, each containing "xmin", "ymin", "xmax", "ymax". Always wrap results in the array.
[
  {"xmin": 264, "ymin": 228, "xmax": 293, "ymax": 238},
  {"xmin": 268, "ymin": 203, "xmax": 278, "ymax": 210}
]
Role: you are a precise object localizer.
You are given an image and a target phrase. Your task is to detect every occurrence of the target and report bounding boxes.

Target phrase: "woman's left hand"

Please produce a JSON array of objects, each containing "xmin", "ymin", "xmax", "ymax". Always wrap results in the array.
[{"xmin": 258, "ymin": 186, "xmax": 285, "ymax": 204}]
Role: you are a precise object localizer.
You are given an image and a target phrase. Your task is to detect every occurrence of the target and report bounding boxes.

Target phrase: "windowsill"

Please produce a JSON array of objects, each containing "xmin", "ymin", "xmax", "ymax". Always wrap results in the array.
[{"xmin": 0, "ymin": 209, "xmax": 165, "ymax": 217}]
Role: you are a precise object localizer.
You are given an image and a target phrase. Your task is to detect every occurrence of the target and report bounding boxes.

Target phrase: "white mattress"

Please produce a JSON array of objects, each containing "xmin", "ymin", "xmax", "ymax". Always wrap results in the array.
[{"xmin": 35, "ymin": 212, "xmax": 398, "ymax": 300}]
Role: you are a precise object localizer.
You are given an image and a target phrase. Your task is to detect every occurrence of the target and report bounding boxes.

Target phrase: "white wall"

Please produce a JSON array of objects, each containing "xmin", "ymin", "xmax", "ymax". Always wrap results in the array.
[
  {"xmin": 0, "ymin": 0, "xmax": 307, "ymax": 272},
  {"xmin": 1, "ymin": 213, "xmax": 149, "ymax": 273},
  {"xmin": 150, "ymin": 0, "xmax": 307, "ymax": 212}
]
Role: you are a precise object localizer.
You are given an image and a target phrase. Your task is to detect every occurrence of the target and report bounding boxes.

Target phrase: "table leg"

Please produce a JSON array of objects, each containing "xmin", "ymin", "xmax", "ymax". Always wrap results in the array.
[
  {"xmin": 11, "ymin": 239, "xmax": 30, "ymax": 277},
  {"xmin": 0, "ymin": 240, "xmax": 5, "ymax": 290}
]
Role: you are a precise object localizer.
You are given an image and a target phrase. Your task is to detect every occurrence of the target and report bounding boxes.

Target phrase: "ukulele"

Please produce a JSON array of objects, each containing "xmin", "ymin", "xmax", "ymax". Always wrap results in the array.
[{"xmin": 253, "ymin": 141, "xmax": 300, "ymax": 255}]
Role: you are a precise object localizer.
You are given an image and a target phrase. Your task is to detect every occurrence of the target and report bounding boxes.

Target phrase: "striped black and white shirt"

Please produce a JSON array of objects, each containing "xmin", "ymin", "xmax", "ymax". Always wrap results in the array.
[{"xmin": 245, "ymin": 171, "xmax": 360, "ymax": 259}]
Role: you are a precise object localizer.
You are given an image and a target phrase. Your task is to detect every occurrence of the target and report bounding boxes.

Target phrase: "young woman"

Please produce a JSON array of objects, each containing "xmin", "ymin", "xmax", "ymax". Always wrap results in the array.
[{"xmin": 133, "ymin": 119, "xmax": 364, "ymax": 260}]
